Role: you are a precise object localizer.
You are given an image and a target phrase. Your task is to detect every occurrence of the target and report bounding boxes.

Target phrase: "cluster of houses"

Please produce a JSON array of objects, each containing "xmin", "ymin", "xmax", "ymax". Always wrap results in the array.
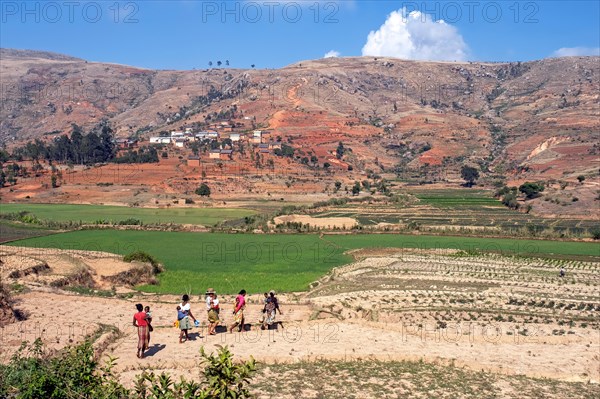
[
  {"xmin": 115, "ymin": 138, "xmax": 138, "ymax": 149},
  {"xmin": 145, "ymin": 124, "xmax": 282, "ymax": 166},
  {"xmin": 148, "ymin": 128, "xmax": 220, "ymax": 147}
]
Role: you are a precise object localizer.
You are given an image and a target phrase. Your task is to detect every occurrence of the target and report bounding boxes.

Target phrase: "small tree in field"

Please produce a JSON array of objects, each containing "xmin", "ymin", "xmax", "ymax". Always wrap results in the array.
[
  {"xmin": 200, "ymin": 346, "xmax": 256, "ymax": 398},
  {"xmin": 196, "ymin": 183, "xmax": 211, "ymax": 197},
  {"xmin": 460, "ymin": 165, "xmax": 479, "ymax": 187},
  {"xmin": 577, "ymin": 175, "xmax": 586, "ymax": 184}
]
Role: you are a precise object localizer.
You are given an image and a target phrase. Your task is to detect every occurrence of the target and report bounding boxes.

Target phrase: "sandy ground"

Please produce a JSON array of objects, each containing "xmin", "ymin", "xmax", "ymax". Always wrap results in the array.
[
  {"xmin": 1, "ymin": 289, "xmax": 598, "ymax": 387},
  {"xmin": 273, "ymin": 214, "xmax": 357, "ymax": 229}
]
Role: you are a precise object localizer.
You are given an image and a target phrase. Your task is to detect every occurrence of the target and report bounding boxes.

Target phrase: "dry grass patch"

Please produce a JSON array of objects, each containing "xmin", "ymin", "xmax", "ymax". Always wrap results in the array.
[{"xmin": 252, "ymin": 359, "xmax": 600, "ymax": 399}]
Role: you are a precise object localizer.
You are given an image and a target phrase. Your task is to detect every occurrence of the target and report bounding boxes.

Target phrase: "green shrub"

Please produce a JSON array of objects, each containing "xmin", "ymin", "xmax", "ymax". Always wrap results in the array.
[
  {"xmin": 501, "ymin": 191, "xmax": 519, "ymax": 209},
  {"xmin": 519, "ymin": 182, "xmax": 545, "ymax": 199},
  {"xmin": 200, "ymin": 346, "xmax": 256, "ymax": 398},
  {"xmin": 196, "ymin": 183, "xmax": 211, "ymax": 197},
  {"xmin": 0, "ymin": 340, "xmax": 256, "ymax": 399},
  {"xmin": 0, "ymin": 339, "xmax": 128, "ymax": 399},
  {"xmin": 123, "ymin": 251, "xmax": 162, "ymax": 274}
]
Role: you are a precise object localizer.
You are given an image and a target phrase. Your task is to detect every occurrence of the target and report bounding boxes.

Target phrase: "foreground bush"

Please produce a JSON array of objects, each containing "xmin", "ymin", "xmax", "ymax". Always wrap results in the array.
[
  {"xmin": 0, "ymin": 339, "xmax": 127, "ymax": 399},
  {"xmin": 0, "ymin": 340, "xmax": 255, "ymax": 399},
  {"xmin": 123, "ymin": 251, "xmax": 163, "ymax": 275}
]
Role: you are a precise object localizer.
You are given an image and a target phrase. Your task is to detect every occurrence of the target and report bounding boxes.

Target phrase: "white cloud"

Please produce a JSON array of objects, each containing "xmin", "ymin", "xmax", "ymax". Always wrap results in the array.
[
  {"xmin": 551, "ymin": 47, "xmax": 600, "ymax": 57},
  {"xmin": 324, "ymin": 50, "xmax": 341, "ymax": 58},
  {"xmin": 362, "ymin": 8, "xmax": 468, "ymax": 61}
]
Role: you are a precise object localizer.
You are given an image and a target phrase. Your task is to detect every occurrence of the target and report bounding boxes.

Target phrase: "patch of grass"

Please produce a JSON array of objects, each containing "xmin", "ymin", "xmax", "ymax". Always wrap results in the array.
[
  {"xmin": 0, "ymin": 203, "xmax": 256, "ymax": 226},
  {"xmin": 9, "ymin": 283, "xmax": 28, "ymax": 294},
  {"xmin": 63, "ymin": 286, "xmax": 115, "ymax": 297}
]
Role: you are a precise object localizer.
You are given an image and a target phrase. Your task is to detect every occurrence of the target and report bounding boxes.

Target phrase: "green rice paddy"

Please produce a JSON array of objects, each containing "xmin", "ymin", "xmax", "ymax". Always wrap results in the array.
[
  {"xmin": 0, "ymin": 203, "xmax": 256, "ymax": 226},
  {"xmin": 8, "ymin": 230, "xmax": 599, "ymax": 294}
]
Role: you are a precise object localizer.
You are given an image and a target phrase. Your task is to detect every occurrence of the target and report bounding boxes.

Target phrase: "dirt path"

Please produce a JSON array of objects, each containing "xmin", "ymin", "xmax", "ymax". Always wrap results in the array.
[{"xmin": 2, "ymin": 289, "xmax": 597, "ymax": 387}]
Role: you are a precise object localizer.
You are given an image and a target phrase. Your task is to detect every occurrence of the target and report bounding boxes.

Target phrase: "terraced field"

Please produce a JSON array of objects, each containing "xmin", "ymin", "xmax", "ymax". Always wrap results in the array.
[
  {"xmin": 0, "ymin": 221, "xmax": 54, "ymax": 243},
  {"xmin": 314, "ymin": 189, "xmax": 598, "ymax": 234},
  {"xmin": 310, "ymin": 250, "xmax": 600, "ymax": 339}
]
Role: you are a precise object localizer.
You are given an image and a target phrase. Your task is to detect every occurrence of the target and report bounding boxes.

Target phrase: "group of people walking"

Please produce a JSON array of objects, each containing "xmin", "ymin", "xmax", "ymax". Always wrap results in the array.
[
  {"xmin": 177, "ymin": 288, "xmax": 283, "ymax": 338},
  {"xmin": 133, "ymin": 289, "xmax": 282, "ymax": 357}
]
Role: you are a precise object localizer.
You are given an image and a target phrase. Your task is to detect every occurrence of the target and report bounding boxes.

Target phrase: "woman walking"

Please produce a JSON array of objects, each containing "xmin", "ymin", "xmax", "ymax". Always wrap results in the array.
[
  {"xmin": 229, "ymin": 289, "xmax": 247, "ymax": 333},
  {"xmin": 179, "ymin": 294, "xmax": 197, "ymax": 343},
  {"xmin": 133, "ymin": 303, "xmax": 149, "ymax": 358},
  {"xmin": 262, "ymin": 290, "xmax": 283, "ymax": 329},
  {"xmin": 206, "ymin": 288, "xmax": 220, "ymax": 335}
]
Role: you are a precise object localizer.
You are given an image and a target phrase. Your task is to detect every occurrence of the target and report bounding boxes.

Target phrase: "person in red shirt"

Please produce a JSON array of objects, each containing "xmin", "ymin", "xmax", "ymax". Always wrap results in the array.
[{"xmin": 133, "ymin": 303, "xmax": 149, "ymax": 358}]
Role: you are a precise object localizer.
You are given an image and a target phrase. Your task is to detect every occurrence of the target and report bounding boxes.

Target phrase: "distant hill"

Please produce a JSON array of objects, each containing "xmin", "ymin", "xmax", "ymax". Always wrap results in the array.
[
  {"xmin": 1, "ymin": 48, "xmax": 598, "ymax": 186},
  {"xmin": 0, "ymin": 48, "xmax": 84, "ymax": 61}
]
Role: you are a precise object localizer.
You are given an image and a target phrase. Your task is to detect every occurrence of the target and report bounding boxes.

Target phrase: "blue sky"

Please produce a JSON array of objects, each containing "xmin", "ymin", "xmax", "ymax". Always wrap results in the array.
[{"xmin": 1, "ymin": 1, "xmax": 599, "ymax": 69}]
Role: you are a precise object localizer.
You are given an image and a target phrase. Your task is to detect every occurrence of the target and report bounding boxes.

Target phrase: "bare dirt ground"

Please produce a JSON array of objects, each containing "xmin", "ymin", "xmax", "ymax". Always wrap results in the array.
[
  {"xmin": 1, "ymin": 246, "xmax": 599, "ymax": 397},
  {"xmin": 272, "ymin": 214, "xmax": 358, "ymax": 229},
  {"xmin": 0, "ymin": 245, "xmax": 138, "ymax": 289}
]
